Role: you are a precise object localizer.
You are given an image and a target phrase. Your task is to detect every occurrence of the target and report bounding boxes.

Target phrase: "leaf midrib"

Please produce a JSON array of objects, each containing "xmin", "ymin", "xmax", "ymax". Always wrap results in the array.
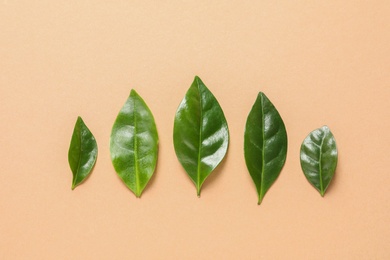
[
  {"xmin": 318, "ymin": 133, "xmax": 325, "ymax": 196},
  {"xmin": 196, "ymin": 78, "xmax": 203, "ymax": 196},
  {"xmin": 73, "ymin": 123, "xmax": 83, "ymax": 189},
  {"xmin": 259, "ymin": 94, "xmax": 265, "ymax": 204},
  {"xmin": 133, "ymin": 99, "xmax": 140, "ymax": 197}
]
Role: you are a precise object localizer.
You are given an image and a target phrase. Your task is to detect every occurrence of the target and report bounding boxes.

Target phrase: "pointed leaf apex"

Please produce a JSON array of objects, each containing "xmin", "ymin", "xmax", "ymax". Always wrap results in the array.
[
  {"xmin": 130, "ymin": 89, "xmax": 138, "ymax": 97},
  {"xmin": 256, "ymin": 92, "xmax": 266, "ymax": 103},
  {"xmin": 76, "ymin": 116, "xmax": 84, "ymax": 124},
  {"xmin": 194, "ymin": 75, "xmax": 204, "ymax": 86}
]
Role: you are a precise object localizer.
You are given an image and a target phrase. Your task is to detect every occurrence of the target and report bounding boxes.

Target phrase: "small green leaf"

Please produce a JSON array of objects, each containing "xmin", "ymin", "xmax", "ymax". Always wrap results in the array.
[
  {"xmin": 244, "ymin": 92, "xmax": 288, "ymax": 205},
  {"xmin": 300, "ymin": 126, "xmax": 338, "ymax": 196},
  {"xmin": 68, "ymin": 116, "xmax": 98, "ymax": 190},
  {"xmin": 110, "ymin": 89, "xmax": 159, "ymax": 198},
  {"xmin": 173, "ymin": 76, "xmax": 229, "ymax": 196}
]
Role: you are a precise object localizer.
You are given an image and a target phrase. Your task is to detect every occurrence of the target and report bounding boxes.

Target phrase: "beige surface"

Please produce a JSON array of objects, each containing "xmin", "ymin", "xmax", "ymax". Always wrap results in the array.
[{"xmin": 1, "ymin": 1, "xmax": 389, "ymax": 259}]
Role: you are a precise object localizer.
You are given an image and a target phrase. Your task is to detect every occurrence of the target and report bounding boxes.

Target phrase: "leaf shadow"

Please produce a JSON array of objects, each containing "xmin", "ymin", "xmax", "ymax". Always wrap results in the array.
[
  {"xmin": 72, "ymin": 155, "xmax": 98, "ymax": 190},
  {"xmin": 139, "ymin": 151, "xmax": 160, "ymax": 198},
  {"xmin": 198, "ymin": 148, "xmax": 230, "ymax": 197},
  {"xmin": 324, "ymin": 163, "xmax": 340, "ymax": 196}
]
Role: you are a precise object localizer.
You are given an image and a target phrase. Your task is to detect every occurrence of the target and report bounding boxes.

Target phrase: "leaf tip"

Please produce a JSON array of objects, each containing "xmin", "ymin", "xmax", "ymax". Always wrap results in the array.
[
  {"xmin": 130, "ymin": 89, "xmax": 138, "ymax": 97},
  {"xmin": 76, "ymin": 116, "xmax": 84, "ymax": 125},
  {"xmin": 193, "ymin": 75, "xmax": 204, "ymax": 86},
  {"xmin": 255, "ymin": 92, "xmax": 267, "ymax": 104}
]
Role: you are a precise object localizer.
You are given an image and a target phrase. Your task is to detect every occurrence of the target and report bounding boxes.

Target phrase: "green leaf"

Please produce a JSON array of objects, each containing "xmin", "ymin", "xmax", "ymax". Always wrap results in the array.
[
  {"xmin": 173, "ymin": 76, "xmax": 229, "ymax": 196},
  {"xmin": 68, "ymin": 116, "xmax": 98, "ymax": 190},
  {"xmin": 300, "ymin": 126, "xmax": 338, "ymax": 196},
  {"xmin": 244, "ymin": 92, "xmax": 288, "ymax": 205},
  {"xmin": 110, "ymin": 89, "xmax": 159, "ymax": 198}
]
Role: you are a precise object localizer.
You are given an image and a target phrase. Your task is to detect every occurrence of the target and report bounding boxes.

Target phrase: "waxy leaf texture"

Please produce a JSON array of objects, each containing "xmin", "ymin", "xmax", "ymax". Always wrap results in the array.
[
  {"xmin": 244, "ymin": 92, "xmax": 287, "ymax": 205},
  {"xmin": 300, "ymin": 126, "xmax": 338, "ymax": 196},
  {"xmin": 173, "ymin": 76, "xmax": 229, "ymax": 196},
  {"xmin": 68, "ymin": 116, "xmax": 98, "ymax": 190},
  {"xmin": 110, "ymin": 90, "xmax": 159, "ymax": 197}
]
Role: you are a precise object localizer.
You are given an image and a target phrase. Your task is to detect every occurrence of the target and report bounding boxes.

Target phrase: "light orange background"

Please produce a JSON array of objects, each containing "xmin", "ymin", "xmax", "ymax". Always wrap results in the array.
[{"xmin": 1, "ymin": 1, "xmax": 389, "ymax": 259}]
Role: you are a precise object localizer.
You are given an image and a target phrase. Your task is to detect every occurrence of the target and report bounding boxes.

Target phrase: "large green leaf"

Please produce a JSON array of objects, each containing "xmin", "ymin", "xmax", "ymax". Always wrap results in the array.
[
  {"xmin": 68, "ymin": 116, "xmax": 98, "ymax": 190},
  {"xmin": 110, "ymin": 89, "xmax": 159, "ymax": 197},
  {"xmin": 173, "ymin": 76, "xmax": 229, "ymax": 196},
  {"xmin": 244, "ymin": 92, "xmax": 287, "ymax": 205},
  {"xmin": 300, "ymin": 126, "xmax": 338, "ymax": 196}
]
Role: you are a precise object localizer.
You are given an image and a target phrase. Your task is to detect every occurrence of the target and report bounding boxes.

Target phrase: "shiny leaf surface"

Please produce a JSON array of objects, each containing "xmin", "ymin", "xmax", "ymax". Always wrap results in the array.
[
  {"xmin": 173, "ymin": 76, "xmax": 229, "ymax": 196},
  {"xmin": 110, "ymin": 89, "xmax": 159, "ymax": 197},
  {"xmin": 244, "ymin": 92, "xmax": 287, "ymax": 205},
  {"xmin": 300, "ymin": 126, "xmax": 338, "ymax": 196},
  {"xmin": 68, "ymin": 116, "xmax": 98, "ymax": 190}
]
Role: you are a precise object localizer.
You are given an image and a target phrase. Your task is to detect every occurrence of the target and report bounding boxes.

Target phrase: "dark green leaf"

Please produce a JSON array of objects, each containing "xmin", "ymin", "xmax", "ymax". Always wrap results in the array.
[
  {"xmin": 173, "ymin": 76, "xmax": 229, "ymax": 196},
  {"xmin": 68, "ymin": 116, "xmax": 98, "ymax": 190},
  {"xmin": 300, "ymin": 126, "xmax": 338, "ymax": 196},
  {"xmin": 110, "ymin": 89, "xmax": 159, "ymax": 197},
  {"xmin": 244, "ymin": 92, "xmax": 287, "ymax": 205}
]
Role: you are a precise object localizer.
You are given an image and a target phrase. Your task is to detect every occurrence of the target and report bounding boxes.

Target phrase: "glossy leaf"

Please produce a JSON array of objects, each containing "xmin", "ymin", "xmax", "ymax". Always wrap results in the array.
[
  {"xmin": 110, "ymin": 89, "xmax": 159, "ymax": 197},
  {"xmin": 300, "ymin": 126, "xmax": 338, "ymax": 196},
  {"xmin": 173, "ymin": 76, "xmax": 229, "ymax": 196},
  {"xmin": 68, "ymin": 116, "xmax": 98, "ymax": 190},
  {"xmin": 244, "ymin": 92, "xmax": 287, "ymax": 205}
]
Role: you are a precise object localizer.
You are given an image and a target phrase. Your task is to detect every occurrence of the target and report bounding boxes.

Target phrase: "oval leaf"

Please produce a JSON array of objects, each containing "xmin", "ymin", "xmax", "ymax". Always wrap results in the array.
[
  {"xmin": 110, "ymin": 89, "xmax": 159, "ymax": 197},
  {"xmin": 244, "ymin": 92, "xmax": 288, "ymax": 205},
  {"xmin": 173, "ymin": 76, "xmax": 229, "ymax": 196},
  {"xmin": 300, "ymin": 126, "xmax": 338, "ymax": 196},
  {"xmin": 68, "ymin": 116, "xmax": 98, "ymax": 190}
]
